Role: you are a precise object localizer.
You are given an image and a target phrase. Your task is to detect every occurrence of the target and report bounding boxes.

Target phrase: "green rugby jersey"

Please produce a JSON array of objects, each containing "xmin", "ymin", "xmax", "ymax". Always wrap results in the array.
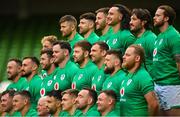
[
  {"xmin": 84, "ymin": 105, "xmax": 100, "ymax": 116},
  {"xmin": 91, "ymin": 64, "xmax": 108, "ymax": 94},
  {"xmin": 72, "ymin": 60, "xmax": 98, "ymax": 90},
  {"xmin": 85, "ymin": 31, "xmax": 99, "ymax": 44},
  {"xmin": 134, "ymin": 30, "xmax": 156, "ymax": 74},
  {"xmin": 24, "ymin": 107, "xmax": 37, "ymax": 116},
  {"xmin": 106, "ymin": 29, "xmax": 135, "ymax": 54},
  {"xmin": 54, "ymin": 60, "xmax": 79, "ymax": 91},
  {"xmin": 6, "ymin": 77, "xmax": 28, "ymax": 91},
  {"xmin": 120, "ymin": 66, "xmax": 154, "ymax": 116},
  {"xmin": 99, "ymin": 26, "xmax": 113, "ymax": 42},
  {"xmin": 151, "ymin": 26, "xmax": 180, "ymax": 85}
]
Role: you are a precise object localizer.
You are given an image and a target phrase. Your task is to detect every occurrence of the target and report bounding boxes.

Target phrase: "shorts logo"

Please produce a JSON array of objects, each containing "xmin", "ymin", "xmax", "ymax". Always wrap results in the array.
[
  {"xmin": 78, "ymin": 74, "xmax": 83, "ymax": 80},
  {"xmin": 60, "ymin": 74, "xmax": 65, "ymax": 80},
  {"xmin": 92, "ymin": 84, "xmax": 96, "ymax": 91},
  {"xmin": 98, "ymin": 76, "xmax": 101, "ymax": 82},
  {"xmin": 120, "ymin": 87, "xmax": 125, "ymax": 97},
  {"xmin": 47, "ymin": 80, "xmax": 52, "ymax": 86},
  {"xmin": 107, "ymin": 82, "xmax": 112, "ymax": 88},
  {"xmin": 54, "ymin": 82, "xmax": 59, "ymax": 90},
  {"xmin": 40, "ymin": 88, "xmax": 45, "ymax": 97},
  {"xmin": 127, "ymin": 79, "xmax": 132, "ymax": 86},
  {"xmin": 153, "ymin": 48, "xmax": 157, "ymax": 57},
  {"xmin": 71, "ymin": 83, "xmax": 76, "ymax": 89},
  {"xmin": 113, "ymin": 38, "xmax": 117, "ymax": 45}
]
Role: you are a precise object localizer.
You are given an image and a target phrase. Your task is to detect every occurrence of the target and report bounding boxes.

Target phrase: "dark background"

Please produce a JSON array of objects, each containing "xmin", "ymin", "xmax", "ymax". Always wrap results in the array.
[{"xmin": 0, "ymin": 0, "xmax": 179, "ymax": 81}]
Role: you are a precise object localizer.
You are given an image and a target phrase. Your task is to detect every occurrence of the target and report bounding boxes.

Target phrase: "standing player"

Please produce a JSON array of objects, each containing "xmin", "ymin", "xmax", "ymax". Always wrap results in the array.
[
  {"xmin": 106, "ymin": 4, "xmax": 135, "ymax": 53},
  {"xmin": 52, "ymin": 41, "xmax": 79, "ymax": 91},
  {"xmin": 39, "ymin": 49, "xmax": 57, "ymax": 97},
  {"xmin": 22, "ymin": 57, "xmax": 42, "ymax": 109},
  {"xmin": 90, "ymin": 42, "xmax": 109, "ymax": 94},
  {"xmin": 6, "ymin": 59, "xmax": 28, "ymax": 91},
  {"xmin": 120, "ymin": 45, "xmax": 159, "ymax": 116},
  {"xmin": 102, "ymin": 50, "xmax": 126, "ymax": 115},
  {"xmin": 79, "ymin": 12, "xmax": 99, "ymax": 44},
  {"xmin": 130, "ymin": 8, "xmax": 157, "ymax": 74},
  {"xmin": 59, "ymin": 15, "xmax": 83, "ymax": 60},
  {"xmin": 41, "ymin": 35, "xmax": 57, "ymax": 50},
  {"xmin": 152, "ymin": 5, "xmax": 180, "ymax": 116},
  {"xmin": 72, "ymin": 40, "xmax": 98, "ymax": 90},
  {"xmin": 95, "ymin": 7, "xmax": 112, "ymax": 42}
]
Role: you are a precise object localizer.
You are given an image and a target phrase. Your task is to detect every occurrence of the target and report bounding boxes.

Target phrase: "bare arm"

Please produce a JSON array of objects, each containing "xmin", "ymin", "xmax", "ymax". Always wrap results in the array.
[
  {"xmin": 144, "ymin": 91, "xmax": 159, "ymax": 116},
  {"xmin": 175, "ymin": 54, "xmax": 180, "ymax": 77}
]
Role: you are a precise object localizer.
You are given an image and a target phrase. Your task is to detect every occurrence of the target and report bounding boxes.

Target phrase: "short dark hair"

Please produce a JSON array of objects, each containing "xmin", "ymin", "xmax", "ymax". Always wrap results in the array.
[
  {"xmin": 80, "ymin": 12, "xmax": 96, "ymax": 22},
  {"xmin": 8, "ymin": 58, "xmax": 22, "ymax": 66},
  {"xmin": 62, "ymin": 89, "xmax": 79, "ymax": 98},
  {"xmin": 74, "ymin": 40, "xmax": 92, "ymax": 54},
  {"xmin": 59, "ymin": 15, "xmax": 77, "ymax": 28},
  {"xmin": 100, "ymin": 90, "xmax": 117, "ymax": 101},
  {"xmin": 132, "ymin": 8, "xmax": 153, "ymax": 30},
  {"xmin": 93, "ymin": 41, "xmax": 109, "ymax": 51},
  {"xmin": 95, "ymin": 7, "xmax": 110, "ymax": 15},
  {"xmin": 23, "ymin": 56, "xmax": 40, "ymax": 67},
  {"xmin": 83, "ymin": 88, "xmax": 97, "ymax": 105},
  {"xmin": 53, "ymin": 40, "xmax": 71, "ymax": 54},
  {"xmin": 158, "ymin": 5, "xmax": 176, "ymax": 25},
  {"xmin": 40, "ymin": 49, "xmax": 53, "ymax": 58},
  {"xmin": 46, "ymin": 90, "xmax": 62, "ymax": 101},
  {"xmin": 14, "ymin": 90, "xmax": 31, "ymax": 101},
  {"xmin": 106, "ymin": 49, "xmax": 123, "ymax": 64},
  {"xmin": 112, "ymin": 4, "xmax": 131, "ymax": 30},
  {"xmin": 1, "ymin": 89, "xmax": 16, "ymax": 97}
]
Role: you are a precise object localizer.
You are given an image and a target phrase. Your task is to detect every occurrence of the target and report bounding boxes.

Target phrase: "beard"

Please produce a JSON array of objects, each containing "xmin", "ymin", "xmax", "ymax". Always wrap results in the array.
[
  {"xmin": 7, "ymin": 73, "xmax": 18, "ymax": 80},
  {"xmin": 21, "ymin": 71, "xmax": 32, "ymax": 78},
  {"xmin": 154, "ymin": 20, "xmax": 164, "ymax": 28},
  {"xmin": 104, "ymin": 66, "xmax": 115, "ymax": 74}
]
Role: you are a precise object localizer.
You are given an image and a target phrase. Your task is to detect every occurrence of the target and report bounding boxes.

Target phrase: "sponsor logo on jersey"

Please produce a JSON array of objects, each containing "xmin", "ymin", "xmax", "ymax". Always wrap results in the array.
[
  {"xmin": 92, "ymin": 84, "xmax": 96, "ymax": 91},
  {"xmin": 40, "ymin": 88, "xmax": 45, "ymax": 97},
  {"xmin": 54, "ymin": 82, "xmax": 59, "ymax": 90},
  {"xmin": 60, "ymin": 74, "xmax": 65, "ymax": 80},
  {"xmin": 153, "ymin": 48, "xmax": 157, "ymax": 57},
  {"xmin": 71, "ymin": 82, "xmax": 76, "ymax": 89},
  {"xmin": 120, "ymin": 87, "xmax": 124, "ymax": 97}
]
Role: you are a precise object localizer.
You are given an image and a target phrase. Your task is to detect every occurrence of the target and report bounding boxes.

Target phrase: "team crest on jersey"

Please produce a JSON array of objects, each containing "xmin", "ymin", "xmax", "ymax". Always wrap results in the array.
[
  {"xmin": 138, "ymin": 44, "xmax": 142, "ymax": 46},
  {"xmin": 120, "ymin": 87, "xmax": 125, "ymax": 97},
  {"xmin": 127, "ymin": 79, "xmax": 132, "ymax": 86},
  {"xmin": 153, "ymin": 48, "xmax": 157, "ymax": 57},
  {"xmin": 92, "ymin": 77, "xmax": 94, "ymax": 81},
  {"xmin": 78, "ymin": 74, "xmax": 83, "ymax": 80},
  {"xmin": 53, "ymin": 75, "xmax": 57, "ymax": 80},
  {"xmin": 113, "ymin": 38, "xmax": 117, "ymax": 45},
  {"xmin": 107, "ymin": 82, "xmax": 112, "ymax": 88},
  {"xmin": 40, "ymin": 88, "xmax": 45, "ymax": 97},
  {"xmin": 98, "ymin": 76, "xmax": 101, "ymax": 82},
  {"xmin": 159, "ymin": 39, "xmax": 163, "ymax": 45},
  {"xmin": 54, "ymin": 82, "xmax": 59, "ymax": 90},
  {"xmin": 60, "ymin": 74, "xmax": 65, "ymax": 80},
  {"xmin": 47, "ymin": 80, "xmax": 53, "ymax": 86},
  {"xmin": 71, "ymin": 82, "xmax": 76, "ymax": 89},
  {"xmin": 26, "ymin": 87, "xmax": 29, "ymax": 91},
  {"xmin": 92, "ymin": 84, "xmax": 96, "ymax": 91}
]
